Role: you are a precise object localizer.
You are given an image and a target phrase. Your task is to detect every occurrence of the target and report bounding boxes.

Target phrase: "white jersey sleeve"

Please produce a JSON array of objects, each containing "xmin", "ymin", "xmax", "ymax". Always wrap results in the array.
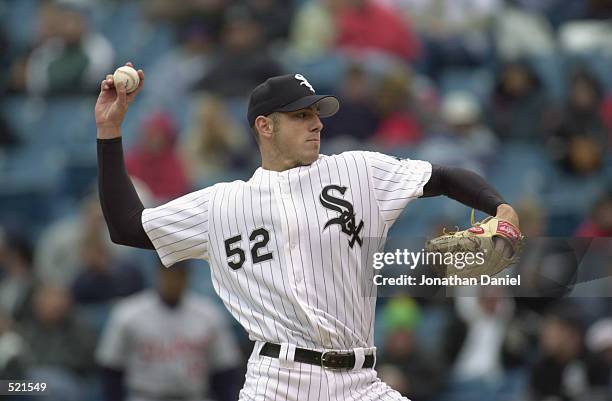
[
  {"xmin": 364, "ymin": 151, "xmax": 432, "ymax": 226},
  {"xmin": 141, "ymin": 187, "xmax": 215, "ymax": 267}
]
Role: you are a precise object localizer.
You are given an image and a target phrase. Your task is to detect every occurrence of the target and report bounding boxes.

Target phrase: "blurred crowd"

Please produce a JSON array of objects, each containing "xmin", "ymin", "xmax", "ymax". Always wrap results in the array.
[{"xmin": 1, "ymin": 0, "xmax": 612, "ymax": 400}]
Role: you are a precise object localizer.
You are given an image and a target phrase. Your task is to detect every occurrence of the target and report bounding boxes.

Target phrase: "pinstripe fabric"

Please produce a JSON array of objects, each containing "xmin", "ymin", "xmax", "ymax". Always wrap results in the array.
[
  {"xmin": 239, "ymin": 342, "xmax": 409, "ymax": 401},
  {"xmin": 142, "ymin": 151, "xmax": 432, "ymax": 400}
]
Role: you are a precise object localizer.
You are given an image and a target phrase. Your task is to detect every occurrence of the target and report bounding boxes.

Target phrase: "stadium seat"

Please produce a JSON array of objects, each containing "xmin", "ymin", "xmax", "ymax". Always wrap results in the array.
[
  {"xmin": 0, "ymin": 0, "xmax": 38, "ymax": 50},
  {"xmin": 439, "ymin": 68, "xmax": 494, "ymax": 103},
  {"xmin": 527, "ymin": 53, "xmax": 566, "ymax": 100}
]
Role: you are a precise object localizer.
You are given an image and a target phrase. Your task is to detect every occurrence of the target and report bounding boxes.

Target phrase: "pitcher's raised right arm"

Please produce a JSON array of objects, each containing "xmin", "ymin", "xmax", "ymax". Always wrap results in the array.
[{"xmin": 95, "ymin": 63, "xmax": 153, "ymax": 249}]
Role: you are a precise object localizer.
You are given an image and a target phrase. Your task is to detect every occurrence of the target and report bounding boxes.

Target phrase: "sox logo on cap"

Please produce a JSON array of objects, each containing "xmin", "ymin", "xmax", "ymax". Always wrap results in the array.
[{"xmin": 295, "ymin": 74, "xmax": 315, "ymax": 93}]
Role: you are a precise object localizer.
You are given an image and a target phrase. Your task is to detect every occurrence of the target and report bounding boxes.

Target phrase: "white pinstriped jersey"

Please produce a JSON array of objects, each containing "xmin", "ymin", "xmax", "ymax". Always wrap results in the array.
[{"xmin": 142, "ymin": 151, "xmax": 431, "ymax": 351}]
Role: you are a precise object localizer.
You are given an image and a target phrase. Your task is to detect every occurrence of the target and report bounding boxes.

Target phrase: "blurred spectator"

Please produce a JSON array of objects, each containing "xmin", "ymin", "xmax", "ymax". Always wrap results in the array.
[
  {"xmin": 602, "ymin": 95, "xmax": 612, "ymax": 145},
  {"xmin": 558, "ymin": 20, "xmax": 612, "ymax": 55},
  {"xmin": 385, "ymin": 0, "xmax": 500, "ymax": 78},
  {"xmin": 448, "ymin": 289, "xmax": 516, "ymax": 383},
  {"xmin": 245, "ymin": 0, "xmax": 294, "ymax": 43},
  {"xmin": 71, "ymin": 229, "xmax": 145, "ymax": 305},
  {"xmin": 180, "ymin": 95, "xmax": 250, "ymax": 185},
  {"xmin": 6, "ymin": 1, "xmax": 57, "ymax": 93},
  {"xmin": 418, "ymin": 90, "xmax": 498, "ymax": 175},
  {"xmin": 488, "ymin": 60, "xmax": 552, "ymax": 141},
  {"xmin": 511, "ymin": 198, "xmax": 581, "ymax": 299},
  {"xmin": 584, "ymin": 318, "xmax": 612, "ymax": 400},
  {"xmin": 35, "ymin": 192, "xmax": 128, "ymax": 286},
  {"xmin": 144, "ymin": 0, "xmax": 229, "ymax": 39},
  {"xmin": 0, "ymin": 227, "xmax": 36, "ymax": 320},
  {"xmin": 322, "ymin": 63, "xmax": 379, "ymax": 142},
  {"xmin": 515, "ymin": 197, "xmax": 548, "ymax": 238},
  {"xmin": 334, "ymin": 0, "xmax": 421, "ymax": 61},
  {"xmin": 501, "ymin": 301, "xmax": 540, "ymax": 367},
  {"xmin": 513, "ymin": 0, "xmax": 587, "ymax": 29},
  {"xmin": 194, "ymin": 5, "xmax": 283, "ymax": 97},
  {"xmin": 144, "ymin": 23, "xmax": 215, "ymax": 108},
  {"xmin": 19, "ymin": 285, "xmax": 97, "ymax": 372},
  {"xmin": 517, "ymin": 0, "xmax": 612, "ymax": 33},
  {"xmin": 513, "ymin": 201, "xmax": 578, "ymax": 300},
  {"xmin": 288, "ymin": 0, "xmax": 337, "ymax": 59},
  {"xmin": 377, "ymin": 297, "xmax": 444, "ymax": 400},
  {"xmin": 528, "ymin": 302, "xmax": 588, "ymax": 401},
  {"xmin": 371, "ymin": 66, "xmax": 424, "ymax": 146},
  {"xmin": 0, "ymin": 113, "xmax": 20, "ymax": 150},
  {"xmin": 547, "ymin": 69, "xmax": 607, "ymax": 176},
  {"xmin": 586, "ymin": 0, "xmax": 612, "ymax": 19},
  {"xmin": 24, "ymin": 1, "xmax": 114, "ymax": 95},
  {"xmin": 575, "ymin": 188, "xmax": 612, "ymax": 237},
  {"xmin": 19, "ymin": 285, "xmax": 97, "ymax": 401},
  {"xmin": 516, "ymin": 239, "xmax": 580, "ymax": 299},
  {"xmin": 493, "ymin": 2, "xmax": 556, "ymax": 60},
  {"xmin": 0, "ymin": 308, "xmax": 31, "ymax": 379},
  {"xmin": 96, "ymin": 261, "xmax": 242, "ymax": 401},
  {"xmin": 0, "ymin": 26, "xmax": 9, "ymax": 94},
  {"xmin": 567, "ymin": 151, "xmax": 599, "ymax": 185},
  {"xmin": 126, "ymin": 112, "xmax": 191, "ymax": 203}
]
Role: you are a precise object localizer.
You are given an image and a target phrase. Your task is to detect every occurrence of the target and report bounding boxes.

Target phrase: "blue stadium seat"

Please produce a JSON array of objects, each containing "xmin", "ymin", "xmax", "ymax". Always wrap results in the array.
[
  {"xmin": 59, "ymin": 160, "xmax": 97, "ymax": 202},
  {"xmin": 0, "ymin": 184, "xmax": 53, "ymax": 234},
  {"xmin": 527, "ymin": 53, "xmax": 566, "ymax": 101},
  {"xmin": 0, "ymin": 140, "xmax": 68, "ymax": 234},
  {"xmin": 488, "ymin": 142, "xmax": 554, "ymax": 203},
  {"xmin": 2, "ymin": 95, "xmax": 98, "ymax": 151},
  {"xmin": 435, "ymin": 368, "xmax": 528, "ymax": 401},
  {"xmin": 439, "ymin": 68, "xmax": 494, "ymax": 103},
  {"xmin": 97, "ymin": 2, "xmax": 142, "ymax": 51},
  {"xmin": 98, "ymin": 2, "xmax": 173, "ymax": 68},
  {"xmin": 2, "ymin": 96, "xmax": 47, "ymax": 143},
  {"xmin": 281, "ymin": 52, "xmax": 348, "ymax": 93},
  {"xmin": 545, "ymin": 175, "xmax": 599, "ymax": 213},
  {"xmin": 0, "ymin": 0, "xmax": 39, "ymax": 50},
  {"xmin": 563, "ymin": 51, "xmax": 612, "ymax": 92},
  {"xmin": 224, "ymin": 96, "xmax": 250, "ymax": 130}
]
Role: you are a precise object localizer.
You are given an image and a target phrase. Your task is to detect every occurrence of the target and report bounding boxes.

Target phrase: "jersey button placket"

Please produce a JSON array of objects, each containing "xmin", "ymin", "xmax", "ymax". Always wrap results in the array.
[
  {"xmin": 279, "ymin": 178, "xmax": 305, "ymax": 293},
  {"xmin": 280, "ymin": 176, "xmax": 298, "ymax": 249},
  {"xmin": 275, "ymin": 175, "xmax": 301, "ymax": 290}
]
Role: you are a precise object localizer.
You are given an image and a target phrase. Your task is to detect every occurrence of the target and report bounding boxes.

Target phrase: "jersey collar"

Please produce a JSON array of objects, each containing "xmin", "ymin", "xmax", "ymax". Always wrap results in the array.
[{"xmin": 250, "ymin": 155, "xmax": 326, "ymax": 183}]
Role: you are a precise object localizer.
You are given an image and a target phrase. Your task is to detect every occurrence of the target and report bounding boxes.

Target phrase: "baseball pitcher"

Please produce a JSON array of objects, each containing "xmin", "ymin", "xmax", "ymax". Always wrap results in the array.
[{"xmin": 95, "ymin": 64, "xmax": 521, "ymax": 400}]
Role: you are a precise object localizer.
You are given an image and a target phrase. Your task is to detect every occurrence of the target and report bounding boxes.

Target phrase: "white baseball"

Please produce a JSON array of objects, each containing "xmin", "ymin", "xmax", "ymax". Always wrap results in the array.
[{"xmin": 113, "ymin": 66, "xmax": 140, "ymax": 93}]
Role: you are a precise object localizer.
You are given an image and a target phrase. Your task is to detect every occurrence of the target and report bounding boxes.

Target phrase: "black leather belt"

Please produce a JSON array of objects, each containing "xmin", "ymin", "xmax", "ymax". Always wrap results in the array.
[{"xmin": 259, "ymin": 342, "xmax": 375, "ymax": 370}]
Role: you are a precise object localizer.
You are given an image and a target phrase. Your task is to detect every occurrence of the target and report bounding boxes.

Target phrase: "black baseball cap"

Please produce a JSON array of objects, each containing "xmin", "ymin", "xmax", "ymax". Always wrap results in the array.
[{"xmin": 247, "ymin": 74, "xmax": 340, "ymax": 126}]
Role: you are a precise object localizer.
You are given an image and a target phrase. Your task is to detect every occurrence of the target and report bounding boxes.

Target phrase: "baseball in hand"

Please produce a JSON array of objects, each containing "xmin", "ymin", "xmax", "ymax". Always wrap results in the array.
[{"xmin": 113, "ymin": 66, "xmax": 140, "ymax": 93}]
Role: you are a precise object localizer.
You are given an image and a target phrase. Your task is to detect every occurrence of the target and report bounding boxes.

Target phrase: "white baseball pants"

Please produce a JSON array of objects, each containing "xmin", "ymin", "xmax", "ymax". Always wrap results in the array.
[{"xmin": 238, "ymin": 342, "xmax": 410, "ymax": 401}]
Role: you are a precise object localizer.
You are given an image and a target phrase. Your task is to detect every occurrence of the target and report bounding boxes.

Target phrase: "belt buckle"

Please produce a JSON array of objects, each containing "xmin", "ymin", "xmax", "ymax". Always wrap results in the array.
[{"xmin": 320, "ymin": 351, "xmax": 346, "ymax": 370}]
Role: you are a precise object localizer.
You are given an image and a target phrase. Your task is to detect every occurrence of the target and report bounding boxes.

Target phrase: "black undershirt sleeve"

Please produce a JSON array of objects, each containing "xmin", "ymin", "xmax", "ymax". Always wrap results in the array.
[
  {"xmin": 421, "ymin": 164, "xmax": 505, "ymax": 216},
  {"xmin": 97, "ymin": 138, "xmax": 154, "ymax": 249}
]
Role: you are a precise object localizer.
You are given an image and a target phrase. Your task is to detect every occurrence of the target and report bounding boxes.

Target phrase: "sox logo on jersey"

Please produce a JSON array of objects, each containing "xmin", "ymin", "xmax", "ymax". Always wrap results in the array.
[
  {"xmin": 319, "ymin": 184, "xmax": 364, "ymax": 248},
  {"xmin": 141, "ymin": 151, "xmax": 432, "ymax": 401}
]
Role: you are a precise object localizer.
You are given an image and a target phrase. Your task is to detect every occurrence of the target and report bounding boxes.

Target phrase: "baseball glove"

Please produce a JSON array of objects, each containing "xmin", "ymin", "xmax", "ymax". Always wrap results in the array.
[{"xmin": 425, "ymin": 210, "xmax": 524, "ymax": 279}]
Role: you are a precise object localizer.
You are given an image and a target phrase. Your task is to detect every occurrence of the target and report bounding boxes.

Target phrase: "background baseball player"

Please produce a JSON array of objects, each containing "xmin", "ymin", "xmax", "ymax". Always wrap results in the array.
[
  {"xmin": 95, "ymin": 63, "xmax": 520, "ymax": 400},
  {"xmin": 96, "ymin": 260, "xmax": 241, "ymax": 401}
]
